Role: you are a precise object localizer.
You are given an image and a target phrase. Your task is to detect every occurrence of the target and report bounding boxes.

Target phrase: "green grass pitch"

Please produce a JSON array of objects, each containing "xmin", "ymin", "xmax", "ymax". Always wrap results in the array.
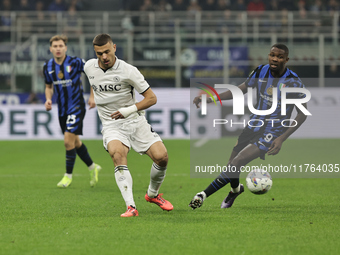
[{"xmin": 0, "ymin": 139, "xmax": 339, "ymax": 255}]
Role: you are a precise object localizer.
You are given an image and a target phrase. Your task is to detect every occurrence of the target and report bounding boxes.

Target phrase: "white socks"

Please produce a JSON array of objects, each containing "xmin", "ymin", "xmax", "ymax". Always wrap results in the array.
[
  {"xmin": 114, "ymin": 163, "xmax": 166, "ymax": 207},
  {"xmin": 147, "ymin": 163, "xmax": 167, "ymax": 198},
  {"xmin": 231, "ymin": 184, "xmax": 240, "ymax": 193},
  {"xmin": 114, "ymin": 165, "xmax": 135, "ymax": 208},
  {"xmin": 198, "ymin": 191, "xmax": 207, "ymax": 201},
  {"xmin": 88, "ymin": 163, "xmax": 95, "ymax": 170},
  {"xmin": 65, "ymin": 173, "xmax": 72, "ymax": 179}
]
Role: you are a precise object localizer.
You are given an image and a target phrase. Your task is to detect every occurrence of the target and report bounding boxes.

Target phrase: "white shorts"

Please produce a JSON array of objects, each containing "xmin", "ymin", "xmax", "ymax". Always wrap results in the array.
[{"xmin": 102, "ymin": 116, "xmax": 162, "ymax": 154}]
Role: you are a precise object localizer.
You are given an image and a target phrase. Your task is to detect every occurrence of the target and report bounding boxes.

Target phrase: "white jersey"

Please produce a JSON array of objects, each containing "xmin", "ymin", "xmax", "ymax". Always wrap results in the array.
[{"xmin": 84, "ymin": 57, "xmax": 150, "ymax": 127}]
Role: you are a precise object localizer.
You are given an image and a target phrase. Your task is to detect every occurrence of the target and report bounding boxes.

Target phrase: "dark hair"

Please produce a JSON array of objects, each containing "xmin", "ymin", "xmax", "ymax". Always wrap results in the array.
[
  {"xmin": 271, "ymin": 43, "xmax": 289, "ymax": 56},
  {"xmin": 93, "ymin": 33, "xmax": 113, "ymax": 46},
  {"xmin": 50, "ymin": 34, "xmax": 67, "ymax": 46}
]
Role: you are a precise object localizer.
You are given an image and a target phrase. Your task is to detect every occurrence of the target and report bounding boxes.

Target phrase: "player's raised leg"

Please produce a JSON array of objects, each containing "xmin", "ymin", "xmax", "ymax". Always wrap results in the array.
[
  {"xmin": 145, "ymin": 141, "xmax": 173, "ymax": 211},
  {"xmin": 108, "ymin": 140, "xmax": 138, "ymax": 217},
  {"xmin": 189, "ymin": 144, "xmax": 259, "ymax": 209},
  {"xmin": 221, "ymin": 144, "xmax": 261, "ymax": 208},
  {"xmin": 189, "ymin": 149, "xmax": 239, "ymax": 209},
  {"xmin": 74, "ymin": 136, "xmax": 101, "ymax": 187}
]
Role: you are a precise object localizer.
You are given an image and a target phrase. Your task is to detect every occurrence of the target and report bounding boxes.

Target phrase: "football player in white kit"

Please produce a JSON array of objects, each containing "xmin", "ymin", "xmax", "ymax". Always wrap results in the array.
[{"xmin": 85, "ymin": 33, "xmax": 173, "ymax": 217}]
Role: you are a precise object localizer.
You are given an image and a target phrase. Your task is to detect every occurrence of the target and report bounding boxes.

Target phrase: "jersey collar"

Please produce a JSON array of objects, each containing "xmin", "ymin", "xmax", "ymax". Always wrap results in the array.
[
  {"xmin": 269, "ymin": 67, "xmax": 288, "ymax": 78},
  {"xmin": 112, "ymin": 56, "xmax": 119, "ymax": 70}
]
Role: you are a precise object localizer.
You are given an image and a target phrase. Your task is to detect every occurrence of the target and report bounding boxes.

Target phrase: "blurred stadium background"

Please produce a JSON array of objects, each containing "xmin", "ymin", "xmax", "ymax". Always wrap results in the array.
[
  {"xmin": 1, "ymin": 0, "xmax": 339, "ymax": 140},
  {"xmin": 1, "ymin": 2, "xmax": 340, "ymax": 254}
]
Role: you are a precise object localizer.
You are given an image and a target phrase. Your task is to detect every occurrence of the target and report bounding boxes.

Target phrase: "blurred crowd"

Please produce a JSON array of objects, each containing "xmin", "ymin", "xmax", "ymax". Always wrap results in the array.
[
  {"xmin": 1, "ymin": 0, "xmax": 339, "ymax": 12},
  {"xmin": 1, "ymin": 0, "xmax": 339, "ymax": 44},
  {"xmin": 1, "ymin": 0, "xmax": 84, "ymax": 12},
  {"xmin": 124, "ymin": 0, "xmax": 340, "ymax": 12}
]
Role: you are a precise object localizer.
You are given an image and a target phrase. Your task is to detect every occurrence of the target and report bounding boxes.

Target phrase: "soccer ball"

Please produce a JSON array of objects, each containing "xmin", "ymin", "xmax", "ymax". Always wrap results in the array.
[{"xmin": 246, "ymin": 169, "xmax": 273, "ymax": 195}]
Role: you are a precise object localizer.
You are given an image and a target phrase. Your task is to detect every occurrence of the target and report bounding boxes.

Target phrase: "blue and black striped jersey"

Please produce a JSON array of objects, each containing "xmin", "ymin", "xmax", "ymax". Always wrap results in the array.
[
  {"xmin": 245, "ymin": 64, "xmax": 306, "ymax": 133},
  {"xmin": 43, "ymin": 55, "xmax": 85, "ymax": 116}
]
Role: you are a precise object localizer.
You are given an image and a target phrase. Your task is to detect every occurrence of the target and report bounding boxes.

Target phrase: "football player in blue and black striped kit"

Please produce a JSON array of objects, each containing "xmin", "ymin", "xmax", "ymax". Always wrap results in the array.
[
  {"xmin": 190, "ymin": 44, "xmax": 308, "ymax": 209},
  {"xmin": 43, "ymin": 35, "xmax": 101, "ymax": 188}
]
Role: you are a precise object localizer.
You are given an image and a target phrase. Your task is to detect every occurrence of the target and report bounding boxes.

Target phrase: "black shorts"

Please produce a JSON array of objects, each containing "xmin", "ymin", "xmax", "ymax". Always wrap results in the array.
[
  {"xmin": 59, "ymin": 108, "xmax": 86, "ymax": 135},
  {"xmin": 233, "ymin": 127, "xmax": 281, "ymax": 160}
]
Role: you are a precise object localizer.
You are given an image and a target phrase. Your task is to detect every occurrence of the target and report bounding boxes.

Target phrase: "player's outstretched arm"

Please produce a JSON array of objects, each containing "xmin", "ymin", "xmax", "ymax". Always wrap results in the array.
[
  {"xmin": 268, "ymin": 103, "xmax": 308, "ymax": 155},
  {"xmin": 45, "ymin": 84, "xmax": 53, "ymax": 111}
]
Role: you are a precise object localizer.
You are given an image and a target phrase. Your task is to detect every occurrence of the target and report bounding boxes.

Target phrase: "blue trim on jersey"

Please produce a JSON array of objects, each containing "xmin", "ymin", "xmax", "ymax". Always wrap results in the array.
[
  {"xmin": 245, "ymin": 64, "xmax": 305, "ymax": 134},
  {"xmin": 43, "ymin": 55, "xmax": 85, "ymax": 117}
]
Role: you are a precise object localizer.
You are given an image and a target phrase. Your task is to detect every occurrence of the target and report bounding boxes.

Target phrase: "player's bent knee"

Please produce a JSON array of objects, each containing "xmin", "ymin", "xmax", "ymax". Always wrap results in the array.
[
  {"xmin": 154, "ymin": 153, "xmax": 168, "ymax": 167},
  {"xmin": 110, "ymin": 151, "xmax": 127, "ymax": 166},
  {"xmin": 64, "ymin": 141, "xmax": 74, "ymax": 150},
  {"xmin": 151, "ymin": 152, "xmax": 169, "ymax": 167}
]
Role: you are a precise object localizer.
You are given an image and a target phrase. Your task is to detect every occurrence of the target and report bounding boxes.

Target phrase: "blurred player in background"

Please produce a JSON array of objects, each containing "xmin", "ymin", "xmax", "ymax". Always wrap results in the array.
[
  {"xmin": 189, "ymin": 44, "xmax": 308, "ymax": 209},
  {"xmin": 43, "ymin": 35, "xmax": 101, "ymax": 188},
  {"xmin": 85, "ymin": 33, "xmax": 173, "ymax": 217}
]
